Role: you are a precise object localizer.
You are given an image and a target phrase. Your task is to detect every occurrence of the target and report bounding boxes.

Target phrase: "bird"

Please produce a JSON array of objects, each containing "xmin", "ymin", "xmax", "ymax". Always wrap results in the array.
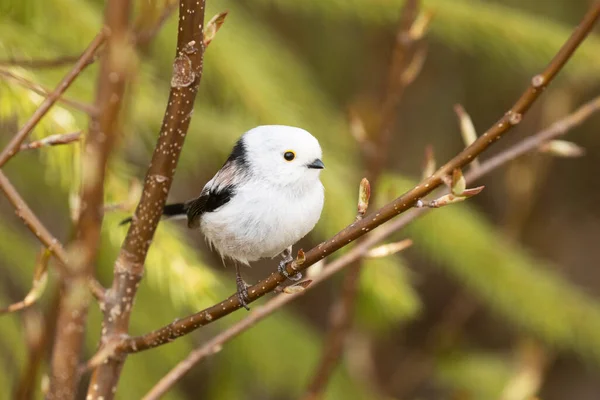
[{"xmin": 122, "ymin": 125, "xmax": 325, "ymax": 309}]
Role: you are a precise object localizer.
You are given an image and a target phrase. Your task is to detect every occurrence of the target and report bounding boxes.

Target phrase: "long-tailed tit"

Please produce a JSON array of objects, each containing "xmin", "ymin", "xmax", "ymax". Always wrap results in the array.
[{"xmin": 122, "ymin": 125, "xmax": 325, "ymax": 309}]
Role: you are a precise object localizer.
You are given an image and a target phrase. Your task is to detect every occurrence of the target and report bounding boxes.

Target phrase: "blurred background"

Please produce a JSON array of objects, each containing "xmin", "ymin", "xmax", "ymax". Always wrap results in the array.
[{"xmin": 2, "ymin": 0, "xmax": 600, "ymax": 399}]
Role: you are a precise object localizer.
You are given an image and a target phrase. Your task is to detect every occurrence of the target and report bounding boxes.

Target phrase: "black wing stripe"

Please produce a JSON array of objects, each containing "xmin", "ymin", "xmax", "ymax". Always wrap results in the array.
[
  {"xmin": 163, "ymin": 203, "xmax": 187, "ymax": 217},
  {"xmin": 186, "ymin": 185, "xmax": 235, "ymax": 228}
]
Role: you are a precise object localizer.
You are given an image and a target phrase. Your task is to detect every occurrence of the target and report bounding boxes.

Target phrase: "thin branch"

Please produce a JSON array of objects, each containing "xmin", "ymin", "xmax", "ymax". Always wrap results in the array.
[
  {"xmin": 0, "ymin": 170, "xmax": 69, "ymax": 275},
  {"xmin": 48, "ymin": 1, "xmax": 133, "ymax": 398},
  {"xmin": 0, "ymin": 169, "xmax": 108, "ymax": 305},
  {"xmin": 0, "ymin": 247, "xmax": 50, "ymax": 314},
  {"xmin": 0, "ymin": 55, "xmax": 84, "ymax": 69},
  {"xmin": 19, "ymin": 131, "xmax": 82, "ymax": 151},
  {"xmin": 0, "ymin": 0, "xmax": 177, "ymax": 70},
  {"xmin": 134, "ymin": 1, "xmax": 178, "ymax": 47},
  {"xmin": 15, "ymin": 308, "xmax": 49, "ymax": 400},
  {"xmin": 0, "ymin": 69, "xmax": 97, "ymax": 115},
  {"xmin": 88, "ymin": 277, "xmax": 107, "ymax": 303},
  {"xmin": 141, "ymin": 91, "xmax": 600, "ymax": 398},
  {"xmin": 86, "ymin": 0, "xmax": 207, "ymax": 397},
  {"xmin": 108, "ymin": 1, "xmax": 600, "ymax": 356},
  {"xmin": 0, "ymin": 32, "xmax": 105, "ymax": 168},
  {"xmin": 368, "ymin": 0, "xmax": 426, "ymax": 179},
  {"xmin": 473, "ymin": 96, "xmax": 600, "ymax": 177}
]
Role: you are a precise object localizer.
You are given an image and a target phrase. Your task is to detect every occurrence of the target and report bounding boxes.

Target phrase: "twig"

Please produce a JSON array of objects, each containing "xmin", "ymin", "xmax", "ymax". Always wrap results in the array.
[
  {"xmin": 15, "ymin": 308, "xmax": 49, "ymax": 400},
  {"xmin": 0, "ymin": 2, "xmax": 177, "ymax": 74},
  {"xmin": 0, "ymin": 69, "xmax": 97, "ymax": 115},
  {"xmin": 0, "ymin": 169, "xmax": 107, "ymax": 306},
  {"xmin": 388, "ymin": 291, "xmax": 479, "ymax": 396},
  {"xmin": 472, "ymin": 96, "xmax": 600, "ymax": 177},
  {"xmin": 305, "ymin": 2, "xmax": 425, "ymax": 397},
  {"xmin": 86, "ymin": 1, "xmax": 207, "ymax": 398},
  {"xmin": 0, "ymin": 55, "xmax": 84, "ymax": 69},
  {"xmin": 142, "ymin": 91, "xmax": 600, "ymax": 399},
  {"xmin": 134, "ymin": 1, "xmax": 178, "ymax": 47},
  {"xmin": 0, "ymin": 32, "xmax": 105, "ymax": 168},
  {"xmin": 0, "ymin": 170, "xmax": 69, "ymax": 274},
  {"xmin": 88, "ymin": 277, "xmax": 107, "ymax": 303},
  {"xmin": 108, "ymin": 2, "xmax": 600, "ymax": 357},
  {"xmin": 19, "ymin": 131, "xmax": 82, "ymax": 151},
  {"xmin": 0, "ymin": 247, "xmax": 50, "ymax": 314},
  {"xmin": 47, "ymin": 2, "xmax": 133, "ymax": 398}
]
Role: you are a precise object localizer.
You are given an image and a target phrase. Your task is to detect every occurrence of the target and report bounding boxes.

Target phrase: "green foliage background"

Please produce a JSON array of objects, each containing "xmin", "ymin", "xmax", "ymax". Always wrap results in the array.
[{"xmin": 1, "ymin": 0, "xmax": 600, "ymax": 399}]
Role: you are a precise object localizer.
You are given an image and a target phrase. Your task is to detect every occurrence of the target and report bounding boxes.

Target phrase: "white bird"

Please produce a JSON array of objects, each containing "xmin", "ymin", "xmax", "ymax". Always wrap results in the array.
[{"xmin": 124, "ymin": 125, "xmax": 325, "ymax": 309}]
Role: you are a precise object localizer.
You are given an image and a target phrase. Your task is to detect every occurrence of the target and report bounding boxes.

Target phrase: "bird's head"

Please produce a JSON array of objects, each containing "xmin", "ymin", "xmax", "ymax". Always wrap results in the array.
[{"xmin": 239, "ymin": 125, "xmax": 324, "ymax": 190}]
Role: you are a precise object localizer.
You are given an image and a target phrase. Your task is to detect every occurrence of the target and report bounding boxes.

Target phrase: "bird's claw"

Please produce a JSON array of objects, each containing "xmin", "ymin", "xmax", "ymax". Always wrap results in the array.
[
  {"xmin": 278, "ymin": 259, "xmax": 302, "ymax": 282},
  {"xmin": 236, "ymin": 277, "xmax": 251, "ymax": 311}
]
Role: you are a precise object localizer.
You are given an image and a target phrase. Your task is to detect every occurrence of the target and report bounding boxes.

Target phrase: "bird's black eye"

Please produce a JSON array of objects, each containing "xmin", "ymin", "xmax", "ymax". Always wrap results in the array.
[{"xmin": 283, "ymin": 151, "xmax": 296, "ymax": 161}]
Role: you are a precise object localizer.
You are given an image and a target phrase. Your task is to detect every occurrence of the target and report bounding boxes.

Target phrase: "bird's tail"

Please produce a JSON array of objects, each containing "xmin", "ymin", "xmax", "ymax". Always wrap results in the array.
[{"xmin": 119, "ymin": 203, "xmax": 187, "ymax": 225}]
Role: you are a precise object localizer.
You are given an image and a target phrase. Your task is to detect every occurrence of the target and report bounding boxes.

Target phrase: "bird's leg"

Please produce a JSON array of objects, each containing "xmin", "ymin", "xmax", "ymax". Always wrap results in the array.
[
  {"xmin": 277, "ymin": 246, "xmax": 302, "ymax": 281},
  {"xmin": 235, "ymin": 263, "xmax": 251, "ymax": 311}
]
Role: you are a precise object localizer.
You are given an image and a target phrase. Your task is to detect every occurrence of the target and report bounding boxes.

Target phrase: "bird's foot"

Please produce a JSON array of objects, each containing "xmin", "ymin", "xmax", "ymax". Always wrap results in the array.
[
  {"xmin": 278, "ymin": 258, "xmax": 302, "ymax": 282},
  {"xmin": 236, "ymin": 276, "xmax": 251, "ymax": 311}
]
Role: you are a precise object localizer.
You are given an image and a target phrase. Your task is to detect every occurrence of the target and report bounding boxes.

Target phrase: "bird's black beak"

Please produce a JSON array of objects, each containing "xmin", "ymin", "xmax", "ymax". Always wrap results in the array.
[{"xmin": 307, "ymin": 158, "xmax": 325, "ymax": 169}]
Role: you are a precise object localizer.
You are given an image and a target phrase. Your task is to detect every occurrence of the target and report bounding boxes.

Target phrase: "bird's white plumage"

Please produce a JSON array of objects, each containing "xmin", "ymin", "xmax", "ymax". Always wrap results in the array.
[{"xmin": 199, "ymin": 125, "xmax": 325, "ymax": 264}]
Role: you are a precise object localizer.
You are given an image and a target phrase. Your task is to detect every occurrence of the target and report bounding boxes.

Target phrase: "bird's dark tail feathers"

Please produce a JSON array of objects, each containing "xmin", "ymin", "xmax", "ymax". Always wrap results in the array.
[{"xmin": 119, "ymin": 202, "xmax": 187, "ymax": 226}]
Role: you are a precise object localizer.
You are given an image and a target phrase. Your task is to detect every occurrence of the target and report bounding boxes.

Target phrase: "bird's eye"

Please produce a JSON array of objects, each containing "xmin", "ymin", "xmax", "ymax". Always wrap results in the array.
[{"xmin": 283, "ymin": 151, "xmax": 296, "ymax": 161}]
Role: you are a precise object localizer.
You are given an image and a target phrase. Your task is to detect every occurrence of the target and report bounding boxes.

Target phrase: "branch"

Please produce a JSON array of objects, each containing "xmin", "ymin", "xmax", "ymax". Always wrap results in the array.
[
  {"xmin": 107, "ymin": 1, "xmax": 600, "ymax": 357},
  {"xmin": 141, "ymin": 90, "xmax": 600, "ymax": 398},
  {"xmin": 86, "ymin": 0, "xmax": 207, "ymax": 397},
  {"xmin": 0, "ymin": 170, "xmax": 69, "ymax": 275},
  {"xmin": 0, "ymin": 32, "xmax": 105, "ymax": 168},
  {"xmin": 19, "ymin": 131, "xmax": 82, "ymax": 151},
  {"xmin": 48, "ymin": 1, "xmax": 133, "ymax": 398},
  {"xmin": 0, "ymin": 69, "xmax": 97, "ymax": 115},
  {"xmin": 0, "ymin": 55, "xmax": 84, "ymax": 69},
  {"xmin": 471, "ymin": 96, "xmax": 600, "ymax": 177},
  {"xmin": 134, "ymin": 1, "xmax": 178, "ymax": 47},
  {"xmin": 0, "ymin": 247, "xmax": 50, "ymax": 314},
  {"xmin": 0, "ymin": 168, "xmax": 107, "ymax": 303},
  {"xmin": 15, "ymin": 308, "xmax": 49, "ymax": 400}
]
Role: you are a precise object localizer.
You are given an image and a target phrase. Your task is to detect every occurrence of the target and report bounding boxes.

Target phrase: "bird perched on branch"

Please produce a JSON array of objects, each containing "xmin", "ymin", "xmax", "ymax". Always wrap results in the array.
[{"xmin": 122, "ymin": 125, "xmax": 325, "ymax": 309}]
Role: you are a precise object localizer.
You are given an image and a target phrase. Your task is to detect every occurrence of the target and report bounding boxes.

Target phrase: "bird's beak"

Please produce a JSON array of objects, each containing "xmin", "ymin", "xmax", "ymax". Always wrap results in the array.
[{"xmin": 307, "ymin": 158, "xmax": 325, "ymax": 169}]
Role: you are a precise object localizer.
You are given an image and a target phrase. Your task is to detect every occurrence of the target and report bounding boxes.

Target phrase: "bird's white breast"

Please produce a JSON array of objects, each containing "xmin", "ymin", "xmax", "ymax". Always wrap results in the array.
[{"xmin": 199, "ymin": 180, "xmax": 324, "ymax": 264}]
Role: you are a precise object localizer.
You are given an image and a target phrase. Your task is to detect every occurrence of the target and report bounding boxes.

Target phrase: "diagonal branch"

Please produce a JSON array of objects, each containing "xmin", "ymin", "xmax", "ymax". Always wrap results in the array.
[
  {"xmin": 142, "ymin": 92, "xmax": 600, "ymax": 399},
  {"xmin": 0, "ymin": 170, "xmax": 69, "ymax": 275},
  {"xmin": 134, "ymin": 1, "xmax": 179, "ymax": 47},
  {"xmin": 86, "ymin": 0, "xmax": 207, "ymax": 398},
  {"xmin": 0, "ymin": 32, "xmax": 105, "ymax": 167},
  {"xmin": 20, "ymin": 131, "xmax": 82, "ymax": 151},
  {"xmin": 0, "ymin": 69, "xmax": 97, "ymax": 114},
  {"xmin": 0, "ymin": 55, "xmax": 84, "ymax": 69},
  {"xmin": 0, "ymin": 247, "xmax": 50, "ymax": 314},
  {"xmin": 111, "ymin": 0, "xmax": 600, "ymax": 357}
]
